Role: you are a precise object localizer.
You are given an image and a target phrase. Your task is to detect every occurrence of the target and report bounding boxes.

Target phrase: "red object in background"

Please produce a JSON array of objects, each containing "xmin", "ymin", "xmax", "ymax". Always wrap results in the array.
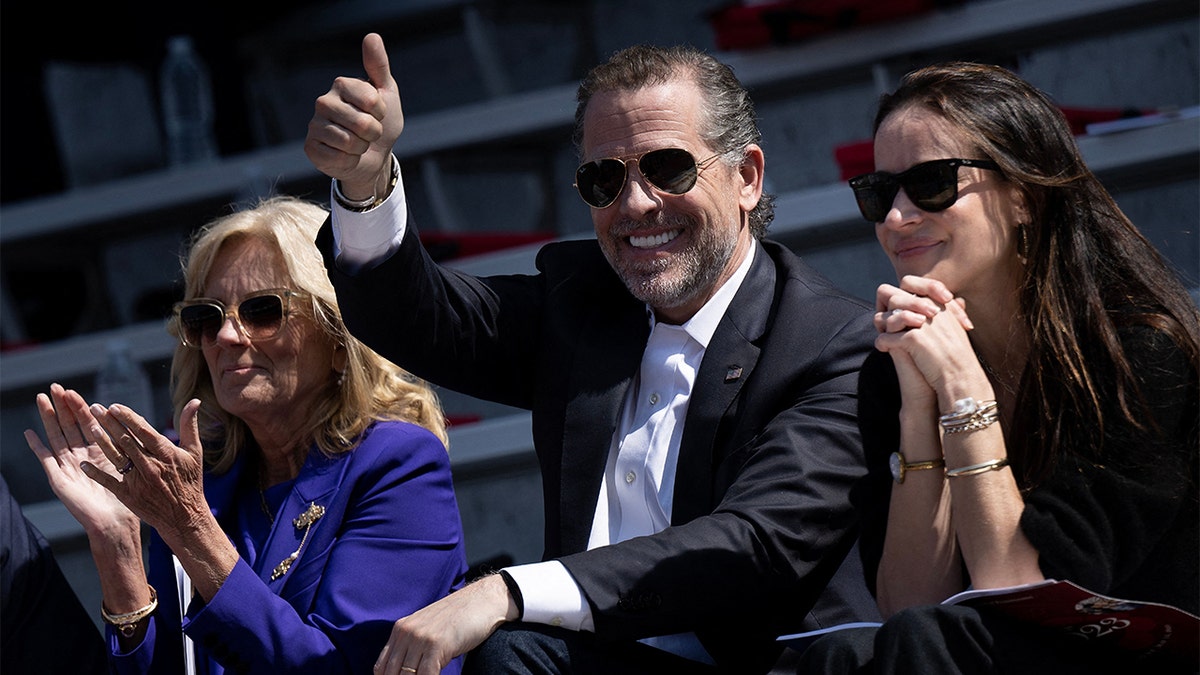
[
  {"xmin": 1057, "ymin": 106, "xmax": 1151, "ymax": 135},
  {"xmin": 0, "ymin": 340, "xmax": 38, "ymax": 353},
  {"xmin": 832, "ymin": 106, "xmax": 1156, "ymax": 180},
  {"xmin": 420, "ymin": 231, "xmax": 555, "ymax": 262},
  {"xmin": 833, "ymin": 140, "xmax": 875, "ymax": 181},
  {"xmin": 708, "ymin": 0, "xmax": 954, "ymax": 51},
  {"xmin": 446, "ymin": 414, "xmax": 482, "ymax": 428}
]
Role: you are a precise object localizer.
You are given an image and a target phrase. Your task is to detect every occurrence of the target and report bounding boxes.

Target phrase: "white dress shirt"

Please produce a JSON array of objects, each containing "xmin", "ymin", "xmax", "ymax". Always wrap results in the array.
[{"xmin": 330, "ymin": 168, "xmax": 757, "ymax": 663}]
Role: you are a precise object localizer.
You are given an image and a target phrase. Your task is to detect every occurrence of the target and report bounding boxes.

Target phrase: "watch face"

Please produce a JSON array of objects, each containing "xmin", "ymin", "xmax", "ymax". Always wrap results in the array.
[{"xmin": 889, "ymin": 452, "xmax": 903, "ymax": 483}]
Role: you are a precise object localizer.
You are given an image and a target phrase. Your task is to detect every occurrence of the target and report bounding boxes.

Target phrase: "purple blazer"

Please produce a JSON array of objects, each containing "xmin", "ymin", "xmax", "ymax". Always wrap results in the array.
[{"xmin": 109, "ymin": 420, "xmax": 468, "ymax": 674}]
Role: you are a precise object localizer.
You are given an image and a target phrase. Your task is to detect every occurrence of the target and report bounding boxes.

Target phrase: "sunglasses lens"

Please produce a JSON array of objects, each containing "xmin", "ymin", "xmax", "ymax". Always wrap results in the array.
[
  {"xmin": 850, "ymin": 160, "xmax": 965, "ymax": 222},
  {"xmin": 904, "ymin": 162, "xmax": 958, "ymax": 212},
  {"xmin": 177, "ymin": 293, "xmax": 287, "ymax": 347},
  {"xmin": 179, "ymin": 304, "xmax": 223, "ymax": 346},
  {"xmin": 851, "ymin": 176, "xmax": 899, "ymax": 223},
  {"xmin": 576, "ymin": 159, "xmax": 627, "ymax": 208},
  {"xmin": 237, "ymin": 294, "xmax": 286, "ymax": 339},
  {"xmin": 639, "ymin": 148, "xmax": 699, "ymax": 194}
]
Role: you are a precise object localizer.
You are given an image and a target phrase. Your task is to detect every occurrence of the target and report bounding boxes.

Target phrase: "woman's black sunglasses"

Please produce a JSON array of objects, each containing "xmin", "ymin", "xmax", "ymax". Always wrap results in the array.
[
  {"xmin": 574, "ymin": 148, "xmax": 722, "ymax": 209},
  {"xmin": 174, "ymin": 288, "xmax": 301, "ymax": 348},
  {"xmin": 848, "ymin": 158, "xmax": 1000, "ymax": 223}
]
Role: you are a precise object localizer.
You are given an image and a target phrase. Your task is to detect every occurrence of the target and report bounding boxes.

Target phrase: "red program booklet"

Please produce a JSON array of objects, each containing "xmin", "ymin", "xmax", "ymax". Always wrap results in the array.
[
  {"xmin": 779, "ymin": 579, "xmax": 1197, "ymax": 668},
  {"xmin": 943, "ymin": 579, "xmax": 1197, "ymax": 665}
]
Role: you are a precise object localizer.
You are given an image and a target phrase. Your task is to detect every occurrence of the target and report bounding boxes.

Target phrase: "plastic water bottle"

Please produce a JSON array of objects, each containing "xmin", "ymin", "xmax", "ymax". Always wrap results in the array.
[
  {"xmin": 159, "ymin": 35, "xmax": 218, "ymax": 167},
  {"xmin": 94, "ymin": 339, "xmax": 157, "ymax": 429}
]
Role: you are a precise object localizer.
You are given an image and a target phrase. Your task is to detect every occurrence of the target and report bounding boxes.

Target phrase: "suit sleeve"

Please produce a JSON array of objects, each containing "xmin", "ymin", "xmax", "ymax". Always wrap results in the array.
[
  {"xmin": 850, "ymin": 350, "xmax": 902, "ymax": 599},
  {"xmin": 0, "ymin": 476, "xmax": 107, "ymax": 675},
  {"xmin": 317, "ymin": 216, "xmax": 545, "ymax": 409},
  {"xmin": 114, "ymin": 424, "xmax": 468, "ymax": 675}
]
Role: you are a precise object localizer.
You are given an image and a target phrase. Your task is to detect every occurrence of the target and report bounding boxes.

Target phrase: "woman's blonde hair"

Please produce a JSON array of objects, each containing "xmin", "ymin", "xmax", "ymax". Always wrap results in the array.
[{"xmin": 168, "ymin": 196, "xmax": 448, "ymax": 473}]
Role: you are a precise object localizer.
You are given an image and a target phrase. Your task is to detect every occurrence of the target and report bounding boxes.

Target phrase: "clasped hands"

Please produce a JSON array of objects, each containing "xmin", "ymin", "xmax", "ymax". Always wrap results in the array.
[{"xmin": 873, "ymin": 275, "xmax": 977, "ymax": 404}]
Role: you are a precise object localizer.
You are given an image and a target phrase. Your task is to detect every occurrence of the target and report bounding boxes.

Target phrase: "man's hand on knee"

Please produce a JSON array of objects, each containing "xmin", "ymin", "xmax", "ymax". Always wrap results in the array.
[{"xmin": 374, "ymin": 573, "xmax": 520, "ymax": 675}]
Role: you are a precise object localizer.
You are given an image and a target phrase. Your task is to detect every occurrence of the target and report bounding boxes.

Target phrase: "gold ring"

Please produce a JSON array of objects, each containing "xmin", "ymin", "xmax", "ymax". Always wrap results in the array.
[{"xmin": 401, "ymin": 668, "xmax": 418, "ymax": 673}]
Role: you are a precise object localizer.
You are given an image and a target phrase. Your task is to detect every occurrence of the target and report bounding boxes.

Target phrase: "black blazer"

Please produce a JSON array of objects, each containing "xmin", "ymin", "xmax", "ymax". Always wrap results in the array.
[{"xmin": 317, "ymin": 221, "xmax": 879, "ymax": 672}]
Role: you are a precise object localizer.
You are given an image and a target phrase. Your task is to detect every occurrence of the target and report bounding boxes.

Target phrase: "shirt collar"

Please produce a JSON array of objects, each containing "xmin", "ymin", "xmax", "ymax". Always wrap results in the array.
[{"xmin": 646, "ymin": 240, "xmax": 758, "ymax": 350}]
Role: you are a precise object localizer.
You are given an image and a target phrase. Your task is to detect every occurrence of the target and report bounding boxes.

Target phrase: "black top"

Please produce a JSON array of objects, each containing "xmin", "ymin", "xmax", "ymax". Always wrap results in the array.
[{"xmin": 854, "ymin": 324, "xmax": 1199, "ymax": 614}]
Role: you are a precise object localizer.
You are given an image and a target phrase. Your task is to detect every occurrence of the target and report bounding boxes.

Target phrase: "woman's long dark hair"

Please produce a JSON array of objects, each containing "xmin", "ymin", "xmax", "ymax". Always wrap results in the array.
[{"xmin": 875, "ymin": 62, "xmax": 1199, "ymax": 486}]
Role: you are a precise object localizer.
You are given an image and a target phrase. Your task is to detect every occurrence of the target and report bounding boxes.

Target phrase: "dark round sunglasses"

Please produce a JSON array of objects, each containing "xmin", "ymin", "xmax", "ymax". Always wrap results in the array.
[
  {"xmin": 173, "ymin": 288, "xmax": 302, "ymax": 348},
  {"xmin": 848, "ymin": 158, "xmax": 1001, "ymax": 223},
  {"xmin": 574, "ymin": 148, "xmax": 722, "ymax": 209}
]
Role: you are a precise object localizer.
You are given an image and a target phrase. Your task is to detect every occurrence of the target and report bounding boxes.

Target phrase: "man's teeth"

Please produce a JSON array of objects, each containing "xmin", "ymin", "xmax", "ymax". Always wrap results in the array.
[{"xmin": 629, "ymin": 230, "xmax": 680, "ymax": 249}]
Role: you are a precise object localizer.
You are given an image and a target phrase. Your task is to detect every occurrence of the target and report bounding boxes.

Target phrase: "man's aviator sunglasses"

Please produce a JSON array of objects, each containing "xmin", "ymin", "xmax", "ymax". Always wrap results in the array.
[
  {"xmin": 574, "ymin": 148, "xmax": 722, "ymax": 208},
  {"xmin": 174, "ymin": 288, "xmax": 302, "ymax": 348},
  {"xmin": 848, "ymin": 158, "xmax": 1000, "ymax": 223}
]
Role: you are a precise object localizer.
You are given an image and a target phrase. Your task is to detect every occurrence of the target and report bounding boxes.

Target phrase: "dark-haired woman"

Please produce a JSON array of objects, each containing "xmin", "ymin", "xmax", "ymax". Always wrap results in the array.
[{"xmin": 798, "ymin": 62, "xmax": 1198, "ymax": 673}]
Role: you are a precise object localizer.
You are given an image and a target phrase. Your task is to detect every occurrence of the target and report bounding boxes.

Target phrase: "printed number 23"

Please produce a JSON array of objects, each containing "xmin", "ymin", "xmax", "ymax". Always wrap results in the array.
[{"xmin": 1073, "ymin": 618, "xmax": 1131, "ymax": 639}]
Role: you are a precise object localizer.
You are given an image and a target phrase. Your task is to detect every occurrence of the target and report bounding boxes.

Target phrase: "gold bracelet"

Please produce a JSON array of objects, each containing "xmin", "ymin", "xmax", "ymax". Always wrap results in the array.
[
  {"xmin": 101, "ymin": 585, "xmax": 158, "ymax": 637},
  {"xmin": 889, "ymin": 452, "xmax": 946, "ymax": 484},
  {"xmin": 945, "ymin": 457, "xmax": 1010, "ymax": 478}
]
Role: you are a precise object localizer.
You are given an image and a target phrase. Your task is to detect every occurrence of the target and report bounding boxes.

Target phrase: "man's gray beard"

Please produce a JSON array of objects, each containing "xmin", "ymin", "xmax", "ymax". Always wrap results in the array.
[{"xmin": 604, "ymin": 222, "xmax": 738, "ymax": 314}]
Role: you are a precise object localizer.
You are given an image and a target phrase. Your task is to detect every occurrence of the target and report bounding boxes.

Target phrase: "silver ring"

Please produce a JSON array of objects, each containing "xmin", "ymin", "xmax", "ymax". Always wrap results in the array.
[
  {"xmin": 117, "ymin": 458, "xmax": 135, "ymax": 475},
  {"xmin": 891, "ymin": 308, "xmax": 904, "ymax": 316}
]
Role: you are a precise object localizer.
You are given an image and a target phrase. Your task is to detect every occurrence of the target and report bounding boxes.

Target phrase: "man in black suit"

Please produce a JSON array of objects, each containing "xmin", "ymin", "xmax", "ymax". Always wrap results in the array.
[{"xmin": 306, "ymin": 33, "xmax": 878, "ymax": 675}]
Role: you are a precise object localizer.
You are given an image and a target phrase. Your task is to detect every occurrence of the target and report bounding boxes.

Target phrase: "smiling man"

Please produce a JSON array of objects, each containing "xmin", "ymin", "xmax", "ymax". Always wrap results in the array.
[{"xmin": 305, "ymin": 34, "xmax": 878, "ymax": 675}]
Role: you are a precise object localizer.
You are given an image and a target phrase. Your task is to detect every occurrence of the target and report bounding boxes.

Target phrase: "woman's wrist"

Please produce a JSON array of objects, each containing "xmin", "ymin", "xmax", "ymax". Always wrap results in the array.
[
  {"xmin": 898, "ymin": 397, "xmax": 938, "ymax": 423},
  {"xmin": 161, "ymin": 515, "xmax": 239, "ymax": 601},
  {"xmin": 935, "ymin": 371, "xmax": 996, "ymax": 413},
  {"xmin": 87, "ymin": 518, "xmax": 142, "ymax": 561},
  {"xmin": 94, "ymin": 553, "xmax": 152, "ymax": 616}
]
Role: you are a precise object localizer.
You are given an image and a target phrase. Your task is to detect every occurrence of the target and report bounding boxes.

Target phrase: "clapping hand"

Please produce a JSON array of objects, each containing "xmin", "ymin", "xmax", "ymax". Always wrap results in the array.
[{"xmin": 25, "ymin": 384, "xmax": 138, "ymax": 537}]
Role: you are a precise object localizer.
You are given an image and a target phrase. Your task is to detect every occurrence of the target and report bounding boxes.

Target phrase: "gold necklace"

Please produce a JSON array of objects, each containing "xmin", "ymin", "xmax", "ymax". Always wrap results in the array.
[
  {"xmin": 257, "ymin": 470, "xmax": 275, "ymax": 525},
  {"xmin": 977, "ymin": 351, "xmax": 1019, "ymax": 398}
]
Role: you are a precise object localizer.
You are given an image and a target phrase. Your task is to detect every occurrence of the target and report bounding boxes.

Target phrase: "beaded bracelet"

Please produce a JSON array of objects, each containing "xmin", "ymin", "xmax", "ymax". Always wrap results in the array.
[
  {"xmin": 939, "ymin": 397, "xmax": 999, "ymax": 434},
  {"xmin": 943, "ymin": 410, "xmax": 1000, "ymax": 434},
  {"xmin": 101, "ymin": 585, "xmax": 158, "ymax": 637}
]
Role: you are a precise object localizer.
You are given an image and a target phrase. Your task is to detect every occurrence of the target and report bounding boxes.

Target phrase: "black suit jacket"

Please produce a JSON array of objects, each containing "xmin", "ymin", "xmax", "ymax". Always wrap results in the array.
[{"xmin": 317, "ymin": 221, "xmax": 879, "ymax": 672}]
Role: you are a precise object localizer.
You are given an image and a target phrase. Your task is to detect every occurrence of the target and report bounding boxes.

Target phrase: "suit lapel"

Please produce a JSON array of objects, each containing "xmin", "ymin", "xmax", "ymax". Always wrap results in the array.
[
  {"xmin": 559, "ymin": 297, "xmax": 649, "ymax": 554},
  {"xmin": 673, "ymin": 243, "xmax": 776, "ymax": 524}
]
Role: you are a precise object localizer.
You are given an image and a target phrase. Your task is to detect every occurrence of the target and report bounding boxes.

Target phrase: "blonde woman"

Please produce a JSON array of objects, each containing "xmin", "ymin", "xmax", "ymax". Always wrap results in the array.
[{"xmin": 27, "ymin": 196, "xmax": 468, "ymax": 674}]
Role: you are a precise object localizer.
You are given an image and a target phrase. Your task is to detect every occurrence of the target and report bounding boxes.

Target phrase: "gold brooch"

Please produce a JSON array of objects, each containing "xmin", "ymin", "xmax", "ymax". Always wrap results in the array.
[{"xmin": 270, "ymin": 501, "xmax": 325, "ymax": 581}]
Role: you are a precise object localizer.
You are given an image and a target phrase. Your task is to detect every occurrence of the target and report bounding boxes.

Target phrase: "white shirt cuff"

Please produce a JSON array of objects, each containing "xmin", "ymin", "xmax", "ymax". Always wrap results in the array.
[
  {"xmin": 329, "ymin": 165, "xmax": 409, "ymax": 273},
  {"xmin": 503, "ymin": 561, "xmax": 595, "ymax": 632}
]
